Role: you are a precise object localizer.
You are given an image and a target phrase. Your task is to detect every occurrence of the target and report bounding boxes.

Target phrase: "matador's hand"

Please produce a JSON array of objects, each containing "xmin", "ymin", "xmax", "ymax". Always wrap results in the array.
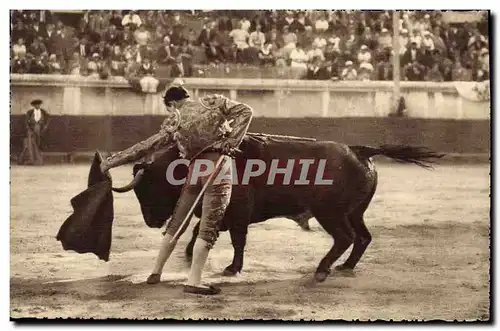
[
  {"xmin": 218, "ymin": 119, "xmax": 234, "ymax": 138},
  {"xmin": 218, "ymin": 140, "xmax": 241, "ymax": 157}
]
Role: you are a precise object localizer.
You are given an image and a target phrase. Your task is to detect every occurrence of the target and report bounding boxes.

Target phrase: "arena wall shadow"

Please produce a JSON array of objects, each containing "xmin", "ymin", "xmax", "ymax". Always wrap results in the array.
[{"xmin": 10, "ymin": 116, "xmax": 491, "ymax": 156}]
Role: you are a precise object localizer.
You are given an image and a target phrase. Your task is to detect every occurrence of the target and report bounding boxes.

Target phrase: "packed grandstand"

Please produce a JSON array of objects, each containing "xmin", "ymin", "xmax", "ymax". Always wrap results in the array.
[{"xmin": 10, "ymin": 10, "xmax": 489, "ymax": 82}]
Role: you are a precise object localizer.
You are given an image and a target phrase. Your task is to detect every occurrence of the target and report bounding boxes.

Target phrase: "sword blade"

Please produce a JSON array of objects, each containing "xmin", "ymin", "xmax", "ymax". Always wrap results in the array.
[{"xmin": 247, "ymin": 132, "xmax": 317, "ymax": 142}]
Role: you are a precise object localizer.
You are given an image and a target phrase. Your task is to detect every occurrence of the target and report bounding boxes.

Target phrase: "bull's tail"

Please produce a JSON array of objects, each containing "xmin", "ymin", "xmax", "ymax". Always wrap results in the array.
[{"xmin": 349, "ymin": 145, "xmax": 445, "ymax": 169}]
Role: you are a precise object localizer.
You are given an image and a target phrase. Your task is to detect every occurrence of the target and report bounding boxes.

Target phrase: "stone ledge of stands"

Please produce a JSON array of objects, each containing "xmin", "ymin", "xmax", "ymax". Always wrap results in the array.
[
  {"xmin": 10, "ymin": 152, "xmax": 490, "ymax": 165},
  {"xmin": 10, "ymin": 73, "xmax": 459, "ymax": 93}
]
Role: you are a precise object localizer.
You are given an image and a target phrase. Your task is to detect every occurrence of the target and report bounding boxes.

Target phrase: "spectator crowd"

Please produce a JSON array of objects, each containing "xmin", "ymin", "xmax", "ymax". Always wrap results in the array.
[{"xmin": 11, "ymin": 10, "xmax": 490, "ymax": 82}]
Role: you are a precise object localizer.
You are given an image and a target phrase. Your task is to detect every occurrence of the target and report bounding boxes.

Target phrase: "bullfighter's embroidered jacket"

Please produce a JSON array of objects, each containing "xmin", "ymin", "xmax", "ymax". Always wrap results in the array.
[{"xmin": 105, "ymin": 94, "xmax": 253, "ymax": 168}]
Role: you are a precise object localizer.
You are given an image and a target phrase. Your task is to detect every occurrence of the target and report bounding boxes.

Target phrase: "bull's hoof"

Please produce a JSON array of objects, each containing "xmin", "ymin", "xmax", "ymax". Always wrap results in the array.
[
  {"xmin": 222, "ymin": 266, "xmax": 240, "ymax": 277},
  {"xmin": 314, "ymin": 270, "xmax": 330, "ymax": 282},
  {"xmin": 146, "ymin": 273, "xmax": 161, "ymax": 284},
  {"xmin": 334, "ymin": 264, "xmax": 355, "ymax": 277}
]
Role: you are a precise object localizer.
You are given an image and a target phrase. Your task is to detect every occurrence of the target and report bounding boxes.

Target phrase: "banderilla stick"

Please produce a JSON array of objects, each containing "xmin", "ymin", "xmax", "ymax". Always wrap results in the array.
[
  {"xmin": 247, "ymin": 132, "xmax": 317, "ymax": 142},
  {"xmin": 170, "ymin": 154, "xmax": 227, "ymax": 243}
]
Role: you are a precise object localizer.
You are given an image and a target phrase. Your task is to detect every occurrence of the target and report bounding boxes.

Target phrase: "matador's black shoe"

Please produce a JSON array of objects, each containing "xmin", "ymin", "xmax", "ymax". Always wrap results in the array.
[
  {"xmin": 183, "ymin": 284, "xmax": 221, "ymax": 295},
  {"xmin": 146, "ymin": 273, "xmax": 161, "ymax": 284}
]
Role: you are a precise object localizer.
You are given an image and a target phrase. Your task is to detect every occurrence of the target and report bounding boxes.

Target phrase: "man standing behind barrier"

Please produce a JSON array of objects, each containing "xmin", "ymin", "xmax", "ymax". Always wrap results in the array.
[
  {"xmin": 99, "ymin": 83, "xmax": 253, "ymax": 295},
  {"xmin": 18, "ymin": 99, "xmax": 50, "ymax": 165}
]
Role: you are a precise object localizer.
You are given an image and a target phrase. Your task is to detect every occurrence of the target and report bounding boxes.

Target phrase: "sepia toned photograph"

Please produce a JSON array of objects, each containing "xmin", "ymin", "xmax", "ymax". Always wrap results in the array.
[{"xmin": 9, "ymin": 8, "xmax": 491, "ymax": 322}]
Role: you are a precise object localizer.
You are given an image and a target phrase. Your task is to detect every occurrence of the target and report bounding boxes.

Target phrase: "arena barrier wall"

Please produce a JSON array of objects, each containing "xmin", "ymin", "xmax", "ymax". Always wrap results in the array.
[{"xmin": 10, "ymin": 74, "xmax": 490, "ymax": 156}]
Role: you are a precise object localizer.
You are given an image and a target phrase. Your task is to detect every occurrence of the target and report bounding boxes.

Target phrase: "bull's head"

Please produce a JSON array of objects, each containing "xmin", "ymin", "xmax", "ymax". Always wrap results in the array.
[
  {"xmin": 113, "ymin": 146, "xmax": 188, "ymax": 228},
  {"xmin": 111, "ymin": 135, "xmax": 261, "ymax": 228}
]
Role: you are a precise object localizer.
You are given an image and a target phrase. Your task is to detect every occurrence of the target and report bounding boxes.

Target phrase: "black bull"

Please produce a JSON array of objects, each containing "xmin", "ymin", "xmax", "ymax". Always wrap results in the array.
[{"xmin": 117, "ymin": 136, "xmax": 442, "ymax": 281}]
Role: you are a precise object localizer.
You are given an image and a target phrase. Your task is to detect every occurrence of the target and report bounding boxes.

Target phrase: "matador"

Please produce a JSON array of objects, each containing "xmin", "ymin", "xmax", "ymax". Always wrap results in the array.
[{"xmin": 100, "ymin": 84, "xmax": 253, "ymax": 295}]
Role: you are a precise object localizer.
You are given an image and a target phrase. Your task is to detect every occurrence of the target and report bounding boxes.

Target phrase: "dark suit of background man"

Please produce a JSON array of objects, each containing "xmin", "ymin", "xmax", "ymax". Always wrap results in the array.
[{"xmin": 18, "ymin": 99, "xmax": 50, "ymax": 165}]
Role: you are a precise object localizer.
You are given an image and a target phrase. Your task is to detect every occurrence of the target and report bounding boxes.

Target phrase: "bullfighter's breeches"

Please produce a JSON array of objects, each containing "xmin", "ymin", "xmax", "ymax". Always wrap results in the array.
[{"xmin": 164, "ymin": 152, "xmax": 232, "ymax": 249}]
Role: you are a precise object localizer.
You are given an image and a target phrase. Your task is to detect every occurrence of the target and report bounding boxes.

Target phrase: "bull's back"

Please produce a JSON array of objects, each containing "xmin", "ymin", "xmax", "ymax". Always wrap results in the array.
[
  {"xmin": 235, "ymin": 140, "xmax": 350, "ymax": 187},
  {"xmin": 235, "ymin": 139, "xmax": 366, "ymax": 222}
]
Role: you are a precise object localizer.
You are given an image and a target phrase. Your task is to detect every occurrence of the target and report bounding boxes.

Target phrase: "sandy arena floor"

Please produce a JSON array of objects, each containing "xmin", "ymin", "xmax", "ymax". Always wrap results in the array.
[{"xmin": 10, "ymin": 162, "xmax": 490, "ymax": 321}]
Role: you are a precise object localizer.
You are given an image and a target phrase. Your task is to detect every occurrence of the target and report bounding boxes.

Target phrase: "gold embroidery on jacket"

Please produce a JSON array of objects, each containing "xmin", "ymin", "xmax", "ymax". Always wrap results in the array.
[{"xmin": 106, "ymin": 94, "xmax": 253, "ymax": 167}]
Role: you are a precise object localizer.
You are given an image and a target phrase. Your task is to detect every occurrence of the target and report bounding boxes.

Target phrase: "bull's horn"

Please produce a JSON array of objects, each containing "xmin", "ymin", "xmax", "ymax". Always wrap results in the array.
[{"xmin": 112, "ymin": 169, "xmax": 145, "ymax": 193}]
